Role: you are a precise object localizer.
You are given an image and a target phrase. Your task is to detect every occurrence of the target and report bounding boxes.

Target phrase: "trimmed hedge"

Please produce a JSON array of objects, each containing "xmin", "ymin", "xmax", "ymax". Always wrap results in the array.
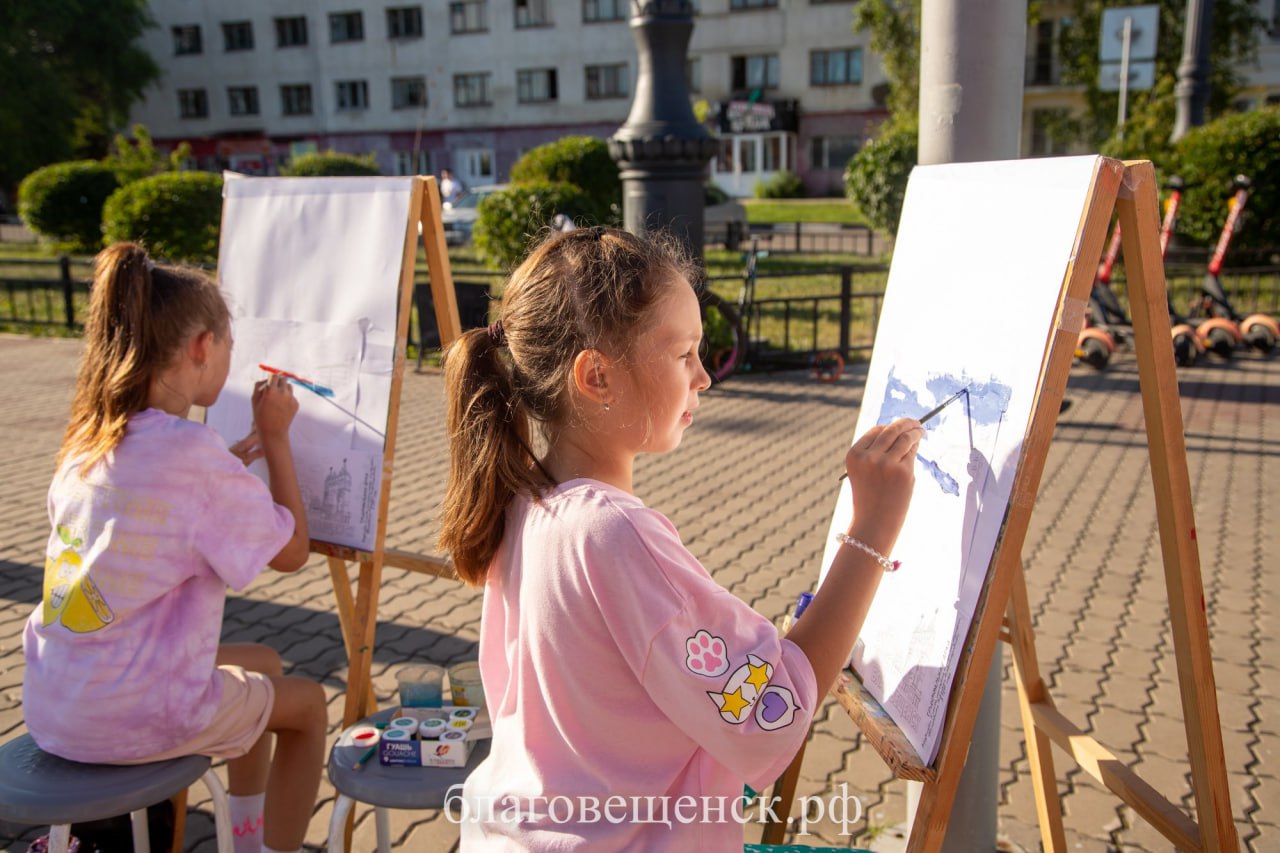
[
  {"xmin": 102, "ymin": 172, "xmax": 224, "ymax": 263},
  {"xmin": 755, "ymin": 171, "xmax": 806, "ymax": 199},
  {"xmin": 473, "ymin": 181, "xmax": 597, "ymax": 269},
  {"xmin": 844, "ymin": 126, "xmax": 917, "ymax": 237},
  {"xmin": 509, "ymin": 137, "xmax": 620, "ymax": 214},
  {"xmin": 281, "ymin": 151, "xmax": 382, "ymax": 177},
  {"xmin": 18, "ymin": 161, "xmax": 120, "ymax": 251},
  {"xmin": 1163, "ymin": 107, "xmax": 1280, "ymax": 253}
]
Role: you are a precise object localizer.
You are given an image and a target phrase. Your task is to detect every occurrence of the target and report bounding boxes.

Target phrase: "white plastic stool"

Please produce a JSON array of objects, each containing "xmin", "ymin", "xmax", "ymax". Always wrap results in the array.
[
  {"xmin": 0, "ymin": 733, "xmax": 233, "ymax": 853},
  {"xmin": 326, "ymin": 709, "xmax": 489, "ymax": 852}
]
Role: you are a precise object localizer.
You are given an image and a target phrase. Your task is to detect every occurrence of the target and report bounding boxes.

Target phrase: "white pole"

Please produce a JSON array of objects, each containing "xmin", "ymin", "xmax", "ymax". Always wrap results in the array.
[
  {"xmin": 909, "ymin": 0, "xmax": 1027, "ymax": 849},
  {"xmin": 1117, "ymin": 15, "xmax": 1133, "ymax": 142}
]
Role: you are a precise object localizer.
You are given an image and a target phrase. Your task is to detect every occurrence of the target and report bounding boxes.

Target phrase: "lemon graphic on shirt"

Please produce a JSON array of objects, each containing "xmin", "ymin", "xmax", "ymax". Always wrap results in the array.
[{"xmin": 41, "ymin": 525, "xmax": 114, "ymax": 633}]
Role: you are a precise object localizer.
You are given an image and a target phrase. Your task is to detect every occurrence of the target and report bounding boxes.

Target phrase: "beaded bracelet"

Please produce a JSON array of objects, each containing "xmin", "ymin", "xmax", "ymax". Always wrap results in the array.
[{"xmin": 835, "ymin": 532, "xmax": 901, "ymax": 572}]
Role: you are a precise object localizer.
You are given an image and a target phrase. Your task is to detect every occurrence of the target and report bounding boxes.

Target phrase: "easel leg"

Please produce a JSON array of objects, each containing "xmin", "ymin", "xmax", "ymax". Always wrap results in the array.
[
  {"xmin": 761, "ymin": 734, "xmax": 809, "ymax": 844},
  {"xmin": 1006, "ymin": 568, "xmax": 1067, "ymax": 853}
]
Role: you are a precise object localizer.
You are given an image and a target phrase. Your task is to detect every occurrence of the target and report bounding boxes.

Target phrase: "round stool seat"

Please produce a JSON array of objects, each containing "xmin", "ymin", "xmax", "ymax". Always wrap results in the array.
[
  {"xmin": 0, "ymin": 734, "xmax": 212, "ymax": 827},
  {"xmin": 327, "ymin": 708, "xmax": 490, "ymax": 811}
]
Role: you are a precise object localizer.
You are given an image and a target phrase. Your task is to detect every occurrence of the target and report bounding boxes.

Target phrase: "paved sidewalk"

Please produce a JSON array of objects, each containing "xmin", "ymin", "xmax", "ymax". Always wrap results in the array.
[{"xmin": 1, "ymin": 333, "xmax": 1277, "ymax": 851}]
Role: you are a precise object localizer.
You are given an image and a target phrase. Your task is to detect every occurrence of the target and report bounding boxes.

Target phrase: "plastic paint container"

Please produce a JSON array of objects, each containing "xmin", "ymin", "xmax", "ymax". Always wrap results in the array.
[
  {"xmin": 448, "ymin": 661, "xmax": 485, "ymax": 709},
  {"xmin": 397, "ymin": 663, "xmax": 446, "ymax": 708},
  {"xmin": 447, "ymin": 717, "xmax": 473, "ymax": 733},
  {"xmin": 449, "ymin": 708, "xmax": 477, "ymax": 721},
  {"xmin": 419, "ymin": 718, "xmax": 447, "ymax": 739},
  {"xmin": 349, "ymin": 725, "xmax": 381, "ymax": 746},
  {"xmin": 441, "ymin": 729, "xmax": 467, "ymax": 742},
  {"xmin": 389, "ymin": 716, "xmax": 418, "ymax": 730},
  {"xmin": 381, "ymin": 727, "xmax": 412, "ymax": 743}
]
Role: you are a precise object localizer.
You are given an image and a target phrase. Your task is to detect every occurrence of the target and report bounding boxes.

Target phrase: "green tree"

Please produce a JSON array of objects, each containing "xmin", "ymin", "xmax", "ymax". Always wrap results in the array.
[
  {"xmin": 281, "ymin": 151, "xmax": 382, "ymax": 177},
  {"xmin": 105, "ymin": 125, "xmax": 191, "ymax": 185},
  {"xmin": 852, "ymin": 0, "xmax": 921, "ymax": 131},
  {"xmin": 1055, "ymin": 0, "xmax": 1263, "ymax": 159},
  {"xmin": 0, "ymin": 1, "xmax": 159, "ymax": 200}
]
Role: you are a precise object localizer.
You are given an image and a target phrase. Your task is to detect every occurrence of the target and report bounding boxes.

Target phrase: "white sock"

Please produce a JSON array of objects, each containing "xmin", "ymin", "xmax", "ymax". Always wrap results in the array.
[{"xmin": 229, "ymin": 792, "xmax": 266, "ymax": 853}]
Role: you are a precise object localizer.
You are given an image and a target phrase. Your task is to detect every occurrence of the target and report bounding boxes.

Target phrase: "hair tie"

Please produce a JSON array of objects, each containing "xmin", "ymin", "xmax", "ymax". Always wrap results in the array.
[{"xmin": 487, "ymin": 320, "xmax": 507, "ymax": 347}]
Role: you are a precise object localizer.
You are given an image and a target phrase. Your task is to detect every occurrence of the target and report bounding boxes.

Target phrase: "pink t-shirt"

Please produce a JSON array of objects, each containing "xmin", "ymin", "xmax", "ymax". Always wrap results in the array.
[
  {"xmin": 461, "ymin": 480, "xmax": 817, "ymax": 851},
  {"xmin": 22, "ymin": 408, "xmax": 294, "ymax": 762}
]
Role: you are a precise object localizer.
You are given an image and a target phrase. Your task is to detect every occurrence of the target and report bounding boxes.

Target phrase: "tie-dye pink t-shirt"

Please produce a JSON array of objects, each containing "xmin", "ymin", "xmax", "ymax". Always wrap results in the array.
[
  {"xmin": 22, "ymin": 408, "xmax": 294, "ymax": 762},
  {"xmin": 460, "ymin": 479, "xmax": 818, "ymax": 851}
]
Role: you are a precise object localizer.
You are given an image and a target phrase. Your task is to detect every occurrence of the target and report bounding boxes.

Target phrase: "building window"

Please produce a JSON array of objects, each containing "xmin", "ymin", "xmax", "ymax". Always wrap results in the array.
[
  {"xmin": 810, "ymin": 48, "xmax": 862, "ymax": 86},
  {"xmin": 275, "ymin": 16, "xmax": 308, "ymax": 47},
  {"xmin": 731, "ymin": 54, "xmax": 779, "ymax": 90},
  {"xmin": 454, "ymin": 73, "xmax": 492, "ymax": 107},
  {"xmin": 222, "ymin": 22, "xmax": 254, "ymax": 52},
  {"xmin": 809, "ymin": 135, "xmax": 861, "ymax": 170},
  {"xmin": 686, "ymin": 57, "xmax": 701, "ymax": 94},
  {"xmin": 391, "ymin": 76, "xmax": 428, "ymax": 109},
  {"xmin": 394, "ymin": 150, "xmax": 432, "ymax": 176},
  {"xmin": 450, "ymin": 0, "xmax": 487, "ymax": 33},
  {"xmin": 178, "ymin": 89, "xmax": 208, "ymax": 118},
  {"xmin": 730, "ymin": 0, "xmax": 777, "ymax": 8},
  {"xmin": 228, "ymin": 86, "xmax": 260, "ymax": 116},
  {"xmin": 517, "ymin": 68, "xmax": 558, "ymax": 103},
  {"xmin": 387, "ymin": 6, "xmax": 424, "ymax": 39},
  {"xmin": 586, "ymin": 63, "xmax": 629, "ymax": 99},
  {"xmin": 281, "ymin": 84, "xmax": 313, "ymax": 116},
  {"xmin": 172, "ymin": 25, "xmax": 202, "ymax": 55},
  {"xmin": 330, "ymin": 11, "xmax": 364, "ymax": 43},
  {"xmin": 336, "ymin": 80, "xmax": 370, "ymax": 111},
  {"xmin": 584, "ymin": 0, "xmax": 627, "ymax": 22},
  {"xmin": 1027, "ymin": 20, "xmax": 1056, "ymax": 85},
  {"xmin": 515, "ymin": 0, "xmax": 551, "ymax": 28}
]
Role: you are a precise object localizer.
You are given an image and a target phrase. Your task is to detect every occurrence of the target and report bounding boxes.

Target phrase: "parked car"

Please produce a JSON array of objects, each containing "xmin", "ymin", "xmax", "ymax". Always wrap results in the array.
[
  {"xmin": 442, "ymin": 184, "xmax": 506, "ymax": 246},
  {"xmin": 705, "ymin": 185, "xmax": 748, "ymax": 250}
]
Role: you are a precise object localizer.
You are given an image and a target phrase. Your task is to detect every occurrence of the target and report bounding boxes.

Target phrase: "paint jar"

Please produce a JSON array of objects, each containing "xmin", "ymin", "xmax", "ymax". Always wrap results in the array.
[
  {"xmin": 448, "ymin": 660, "xmax": 486, "ymax": 710},
  {"xmin": 397, "ymin": 663, "xmax": 446, "ymax": 708},
  {"xmin": 419, "ymin": 718, "xmax": 446, "ymax": 739}
]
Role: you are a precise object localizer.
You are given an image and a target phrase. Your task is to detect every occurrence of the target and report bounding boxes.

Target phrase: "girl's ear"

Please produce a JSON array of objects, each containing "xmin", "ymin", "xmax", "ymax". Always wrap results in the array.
[
  {"xmin": 189, "ymin": 329, "xmax": 215, "ymax": 368},
  {"xmin": 571, "ymin": 348, "xmax": 612, "ymax": 407}
]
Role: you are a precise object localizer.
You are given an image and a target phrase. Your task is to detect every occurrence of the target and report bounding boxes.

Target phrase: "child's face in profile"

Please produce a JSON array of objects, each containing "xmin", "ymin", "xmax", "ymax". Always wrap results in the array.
[{"xmin": 609, "ymin": 277, "xmax": 711, "ymax": 455}]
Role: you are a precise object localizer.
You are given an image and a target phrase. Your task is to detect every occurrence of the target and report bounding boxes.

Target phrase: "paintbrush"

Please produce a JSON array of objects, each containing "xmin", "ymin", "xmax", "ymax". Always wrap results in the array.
[{"xmin": 838, "ymin": 385, "xmax": 970, "ymax": 481}]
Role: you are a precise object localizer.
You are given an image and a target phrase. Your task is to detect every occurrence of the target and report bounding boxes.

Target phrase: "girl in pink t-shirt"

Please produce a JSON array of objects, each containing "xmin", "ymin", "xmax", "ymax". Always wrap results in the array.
[
  {"xmin": 439, "ymin": 228, "xmax": 922, "ymax": 850},
  {"xmin": 22, "ymin": 243, "xmax": 326, "ymax": 853}
]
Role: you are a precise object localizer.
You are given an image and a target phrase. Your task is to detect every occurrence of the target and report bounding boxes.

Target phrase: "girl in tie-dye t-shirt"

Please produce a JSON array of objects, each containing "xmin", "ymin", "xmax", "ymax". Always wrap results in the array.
[{"xmin": 22, "ymin": 243, "xmax": 325, "ymax": 853}]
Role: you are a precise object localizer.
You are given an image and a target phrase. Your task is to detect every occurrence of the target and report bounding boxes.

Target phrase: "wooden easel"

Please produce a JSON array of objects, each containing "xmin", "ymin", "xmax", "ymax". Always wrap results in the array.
[
  {"xmin": 764, "ymin": 160, "xmax": 1238, "ymax": 851},
  {"xmin": 306, "ymin": 175, "xmax": 465, "ymax": 727}
]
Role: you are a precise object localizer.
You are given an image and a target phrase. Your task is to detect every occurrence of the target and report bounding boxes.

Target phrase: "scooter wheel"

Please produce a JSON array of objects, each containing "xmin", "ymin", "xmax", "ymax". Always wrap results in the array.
[
  {"xmin": 1244, "ymin": 322, "xmax": 1277, "ymax": 354},
  {"xmin": 1173, "ymin": 333, "xmax": 1198, "ymax": 367},
  {"xmin": 1206, "ymin": 327, "xmax": 1236, "ymax": 359},
  {"xmin": 1078, "ymin": 337, "xmax": 1110, "ymax": 370}
]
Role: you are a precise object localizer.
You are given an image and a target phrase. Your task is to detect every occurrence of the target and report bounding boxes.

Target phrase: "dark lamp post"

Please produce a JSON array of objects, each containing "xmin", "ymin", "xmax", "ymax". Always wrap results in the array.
[{"xmin": 608, "ymin": 0, "xmax": 719, "ymax": 263}]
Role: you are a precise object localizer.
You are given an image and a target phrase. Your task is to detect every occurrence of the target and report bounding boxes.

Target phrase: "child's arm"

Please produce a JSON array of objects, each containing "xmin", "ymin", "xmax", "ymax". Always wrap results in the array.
[
  {"xmin": 252, "ymin": 373, "xmax": 311, "ymax": 572},
  {"xmin": 785, "ymin": 417, "xmax": 923, "ymax": 695}
]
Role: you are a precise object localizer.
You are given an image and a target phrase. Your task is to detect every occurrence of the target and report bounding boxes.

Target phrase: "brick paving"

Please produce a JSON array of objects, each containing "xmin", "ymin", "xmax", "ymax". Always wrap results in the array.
[{"xmin": 1, "ymin": 333, "xmax": 1277, "ymax": 851}]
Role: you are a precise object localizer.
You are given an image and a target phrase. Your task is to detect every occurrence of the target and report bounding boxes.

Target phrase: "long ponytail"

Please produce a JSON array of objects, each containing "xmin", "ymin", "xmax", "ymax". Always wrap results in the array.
[{"xmin": 61, "ymin": 242, "xmax": 229, "ymax": 470}]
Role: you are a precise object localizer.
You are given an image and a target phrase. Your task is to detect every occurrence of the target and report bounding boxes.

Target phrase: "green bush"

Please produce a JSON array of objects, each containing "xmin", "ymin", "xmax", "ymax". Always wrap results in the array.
[
  {"xmin": 844, "ymin": 126, "xmax": 918, "ymax": 237},
  {"xmin": 101, "ymin": 172, "xmax": 224, "ymax": 263},
  {"xmin": 509, "ymin": 137, "xmax": 620, "ymax": 216},
  {"xmin": 755, "ymin": 171, "xmax": 806, "ymax": 199},
  {"xmin": 281, "ymin": 150, "xmax": 381, "ymax": 177},
  {"xmin": 474, "ymin": 181, "xmax": 597, "ymax": 269},
  {"xmin": 1163, "ymin": 107, "xmax": 1280, "ymax": 253},
  {"xmin": 17, "ymin": 161, "xmax": 120, "ymax": 251}
]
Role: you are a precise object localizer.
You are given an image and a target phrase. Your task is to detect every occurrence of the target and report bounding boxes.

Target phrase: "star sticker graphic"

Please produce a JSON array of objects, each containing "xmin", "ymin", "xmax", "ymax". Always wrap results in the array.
[
  {"xmin": 745, "ymin": 661, "xmax": 771, "ymax": 692},
  {"xmin": 719, "ymin": 687, "xmax": 750, "ymax": 718}
]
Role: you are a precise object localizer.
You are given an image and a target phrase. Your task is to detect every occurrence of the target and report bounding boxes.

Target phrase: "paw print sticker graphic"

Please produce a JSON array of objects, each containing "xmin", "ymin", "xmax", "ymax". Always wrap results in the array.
[{"xmin": 685, "ymin": 630, "xmax": 729, "ymax": 677}]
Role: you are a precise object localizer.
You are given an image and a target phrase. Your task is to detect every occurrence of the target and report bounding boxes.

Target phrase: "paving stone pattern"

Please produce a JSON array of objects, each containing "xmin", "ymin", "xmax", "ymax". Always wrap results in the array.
[{"xmin": 0, "ymin": 334, "xmax": 1276, "ymax": 852}]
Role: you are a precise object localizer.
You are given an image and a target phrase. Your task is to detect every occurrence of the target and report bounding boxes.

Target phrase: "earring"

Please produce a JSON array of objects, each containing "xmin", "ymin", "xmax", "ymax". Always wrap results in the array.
[{"xmin": 602, "ymin": 401, "xmax": 611, "ymax": 412}]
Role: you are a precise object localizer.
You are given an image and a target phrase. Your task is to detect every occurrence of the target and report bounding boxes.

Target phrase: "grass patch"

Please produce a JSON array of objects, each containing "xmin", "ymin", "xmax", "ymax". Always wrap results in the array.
[{"xmin": 743, "ymin": 198, "xmax": 867, "ymax": 225}]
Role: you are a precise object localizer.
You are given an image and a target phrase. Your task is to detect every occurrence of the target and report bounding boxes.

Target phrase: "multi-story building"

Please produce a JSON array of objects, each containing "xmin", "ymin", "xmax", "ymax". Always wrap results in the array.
[
  {"xmin": 130, "ymin": 1, "xmax": 1280, "ymax": 195},
  {"xmin": 130, "ymin": 0, "xmax": 888, "ymax": 197}
]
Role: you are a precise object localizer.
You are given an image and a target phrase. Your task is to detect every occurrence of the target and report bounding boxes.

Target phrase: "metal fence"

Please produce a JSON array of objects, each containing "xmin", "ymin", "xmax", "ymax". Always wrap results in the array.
[{"xmin": 5, "ymin": 255, "xmax": 1279, "ymax": 373}]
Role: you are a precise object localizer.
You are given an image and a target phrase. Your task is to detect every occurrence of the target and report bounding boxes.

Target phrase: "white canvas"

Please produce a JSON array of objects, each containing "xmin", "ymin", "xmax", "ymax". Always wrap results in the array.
[
  {"xmin": 817, "ymin": 156, "xmax": 1105, "ymax": 764},
  {"xmin": 206, "ymin": 174, "xmax": 416, "ymax": 552}
]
